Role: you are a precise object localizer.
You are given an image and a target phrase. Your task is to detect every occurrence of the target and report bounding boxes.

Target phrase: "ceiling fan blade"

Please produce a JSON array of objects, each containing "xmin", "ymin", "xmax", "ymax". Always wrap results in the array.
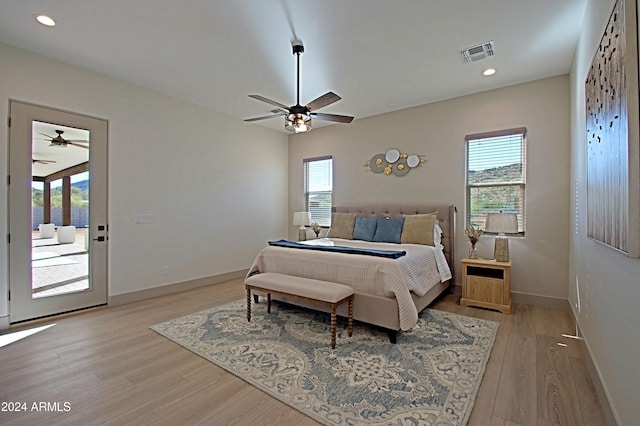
[
  {"xmin": 306, "ymin": 92, "xmax": 341, "ymax": 111},
  {"xmin": 248, "ymin": 95, "xmax": 290, "ymax": 111},
  {"xmin": 244, "ymin": 114, "xmax": 283, "ymax": 122},
  {"xmin": 68, "ymin": 142, "xmax": 89, "ymax": 149},
  {"xmin": 68, "ymin": 139, "xmax": 89, "ymax": 144},
  {"xmin": 311, "ymin": 112, "xmax": 354, "ymax": 123},
  {"xmin": 39, "ymin": 132, "xmax": 56, "ymax": 139}
]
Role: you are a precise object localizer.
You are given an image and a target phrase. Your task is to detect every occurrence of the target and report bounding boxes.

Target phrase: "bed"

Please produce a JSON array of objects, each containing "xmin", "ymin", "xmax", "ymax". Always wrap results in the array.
[{"xmin": 246, "ymin": 204, "xmax": 456, "ymax": 341}]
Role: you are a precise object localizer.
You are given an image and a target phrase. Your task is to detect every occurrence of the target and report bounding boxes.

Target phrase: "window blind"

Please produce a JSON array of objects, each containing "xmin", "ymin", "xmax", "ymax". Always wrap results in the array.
[
  {"xmin": 304, "ymin": 156, "xmax": 333, "ymax": 226},
  {"xmin": 466, "ymin": 129, "xmax": 526, "ymax": 233}
]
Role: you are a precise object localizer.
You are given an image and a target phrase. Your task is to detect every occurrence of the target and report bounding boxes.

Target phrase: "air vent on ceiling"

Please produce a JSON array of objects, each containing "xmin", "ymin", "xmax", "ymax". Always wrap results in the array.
[{"xmin": 459, "ymin": 41, "xmax": 495, "ymax": 63}]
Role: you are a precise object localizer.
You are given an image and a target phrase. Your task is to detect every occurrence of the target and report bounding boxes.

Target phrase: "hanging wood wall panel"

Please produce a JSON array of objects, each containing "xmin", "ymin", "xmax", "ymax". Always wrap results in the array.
[{"xmin": 585, "ymin": 0, "xmax": 640, "ymax": 257}]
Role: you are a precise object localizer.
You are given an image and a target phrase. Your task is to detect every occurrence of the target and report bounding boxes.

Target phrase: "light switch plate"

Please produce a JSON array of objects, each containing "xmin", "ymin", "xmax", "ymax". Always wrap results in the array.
[{"xmin": 135, "ymin": 213, "xmax": 157, "ymax": 224}]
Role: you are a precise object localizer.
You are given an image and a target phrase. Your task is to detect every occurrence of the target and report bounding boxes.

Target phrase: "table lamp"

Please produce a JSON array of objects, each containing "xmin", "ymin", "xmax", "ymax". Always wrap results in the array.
[
  {"xmin": 293, "ymin": 211, "xmax": 311, "ymax": 241},
  {"xmin": 485, "ymin": 212, "xmax": 518, "ymax": 262}
]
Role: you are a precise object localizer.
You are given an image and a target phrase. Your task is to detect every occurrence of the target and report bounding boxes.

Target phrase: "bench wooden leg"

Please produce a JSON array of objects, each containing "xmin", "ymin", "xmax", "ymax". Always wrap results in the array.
[
  {"xmin": 330, "ymin": 303, "xmax": 337, "ymax": 349},
  {"xmin": 246, "ymin": 286, "xmax": 252, "ymax": 322},
  {"xmin": 244, "ymin": 279, "xmax": 354, "ymax": 349},
  {"xmin": 348, "ymin": 296, "xmax": 353, "ymax": 337}
]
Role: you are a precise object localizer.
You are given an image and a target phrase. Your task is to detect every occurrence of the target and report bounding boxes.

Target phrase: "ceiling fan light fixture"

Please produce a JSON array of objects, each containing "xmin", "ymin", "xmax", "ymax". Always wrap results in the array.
[{"xmin": 285, "ymin": 113, "xmax": 312, "ymax": 133}]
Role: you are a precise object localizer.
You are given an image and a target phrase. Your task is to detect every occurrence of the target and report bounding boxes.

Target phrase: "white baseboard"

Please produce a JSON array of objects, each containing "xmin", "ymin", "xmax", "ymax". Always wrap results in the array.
[
  {"xmin": 510, "ymin": 291, "xmax": 570, "ymax": 310},
  {"xmin": 108, "ymin": 269, "xmax": 248, "ymax": 306},
  {"xmin": 0, "ymin": 315, "xmax": 9, "ymax": 331},
  {"xmin": 569, "ymin": 307, "xmax": 618, "ymax": 426},
  {"xmin": 452, "ymin": 284, "xmax": 570, "ymax": 310}
]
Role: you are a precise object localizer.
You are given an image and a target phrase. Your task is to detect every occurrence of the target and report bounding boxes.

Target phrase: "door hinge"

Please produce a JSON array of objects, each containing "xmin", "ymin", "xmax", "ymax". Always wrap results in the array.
[
  {"xmin": 6, "ymin": 175, "xmax": 10, "ymax": 185},
  {"xmin": 7, "ymin": 116, "xmax": 11, "ymax": 127},
  {"xmin": 8, "ymin": 290, "xmax": 10, "ymax": 301},
  {"xmin": 7, "ymin": 233, "xmax": 10, "ymax": 244}
]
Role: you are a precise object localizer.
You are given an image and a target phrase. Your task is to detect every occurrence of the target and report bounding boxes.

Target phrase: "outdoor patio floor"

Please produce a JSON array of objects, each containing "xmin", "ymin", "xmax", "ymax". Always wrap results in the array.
[{"xmin": 32, "ymin": 230, "xmax": 89, "ymax": 298}]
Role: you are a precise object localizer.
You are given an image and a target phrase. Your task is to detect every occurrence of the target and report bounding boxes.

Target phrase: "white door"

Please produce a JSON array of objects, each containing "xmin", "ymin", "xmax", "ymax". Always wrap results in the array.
[{"xmin": 8, "ymin": 101, "xmax": 108, "ymax": 323}]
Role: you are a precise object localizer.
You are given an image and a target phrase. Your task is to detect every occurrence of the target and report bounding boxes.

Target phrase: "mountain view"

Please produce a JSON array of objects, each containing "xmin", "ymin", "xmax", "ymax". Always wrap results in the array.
[
  {"xmin": 468, "ymin": 163, "xmax": 524, "ymax": 229},
  {"xmin": 468, "ymin": 163, "xmax": 523, "ymax": 184},
  {"xmin": 32, "ymin": 179, "xmax": 89, "ymax": 207}
]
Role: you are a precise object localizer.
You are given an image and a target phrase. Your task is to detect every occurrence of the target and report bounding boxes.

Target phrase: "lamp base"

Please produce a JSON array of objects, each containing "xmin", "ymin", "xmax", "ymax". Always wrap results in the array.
[
  {"xmin": 298, "ymin": 227, "xmax": 306, "ymax": 242},
  {"xmin": 494, "ymin": 236, "xmax": 509, "ymax": 262}
]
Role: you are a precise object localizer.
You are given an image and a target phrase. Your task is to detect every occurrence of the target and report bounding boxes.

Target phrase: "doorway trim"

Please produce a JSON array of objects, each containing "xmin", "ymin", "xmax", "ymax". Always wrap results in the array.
[{"xmin": 8, "ymin": 101, "xmax": 109, "ymax": 323}]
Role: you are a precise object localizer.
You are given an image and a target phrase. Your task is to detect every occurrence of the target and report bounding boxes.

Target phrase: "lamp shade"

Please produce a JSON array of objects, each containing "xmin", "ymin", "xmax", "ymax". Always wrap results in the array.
[
  {"xmin": 292, "ymin": 211, "xmax": 312, "ymax": 227},
  {"xmin": 485, "ymin": 213, "xmax": 518, "ymax": 234}
]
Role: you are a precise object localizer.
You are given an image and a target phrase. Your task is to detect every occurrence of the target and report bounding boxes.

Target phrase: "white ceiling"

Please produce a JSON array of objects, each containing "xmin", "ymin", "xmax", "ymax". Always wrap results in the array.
[{"xmin": 0, "ymin": 0, "xmax": 587, "ymax": 133}]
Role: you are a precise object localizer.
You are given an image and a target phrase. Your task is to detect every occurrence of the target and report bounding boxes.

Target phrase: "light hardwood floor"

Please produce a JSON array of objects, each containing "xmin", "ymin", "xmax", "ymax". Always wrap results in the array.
[{"xmin": 0, "ymin": 279, "xmax": 609, "ymax": 425}]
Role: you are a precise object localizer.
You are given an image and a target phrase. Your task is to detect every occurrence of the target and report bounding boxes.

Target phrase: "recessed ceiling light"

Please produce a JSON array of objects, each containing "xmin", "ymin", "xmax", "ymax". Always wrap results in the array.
[
  {"xmin": 483, "ymin": 68, "xmax": 496, "ymax": 76},
  {"xmin": 36, "ymin": 15, "xmax": 56, "ymax": 27}
]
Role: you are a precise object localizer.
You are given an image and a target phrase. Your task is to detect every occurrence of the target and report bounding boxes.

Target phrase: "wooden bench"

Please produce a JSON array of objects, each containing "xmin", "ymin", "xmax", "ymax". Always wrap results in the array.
[{"xmin": 245, "ymin": 272, "xmax": 354, "ymax": 349}]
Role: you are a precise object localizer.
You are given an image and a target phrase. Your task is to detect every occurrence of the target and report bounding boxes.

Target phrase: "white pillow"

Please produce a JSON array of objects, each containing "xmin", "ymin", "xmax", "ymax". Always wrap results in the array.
[{"xmin": 434, "ymin": 223, "xmax": 442, "ymax": 246}]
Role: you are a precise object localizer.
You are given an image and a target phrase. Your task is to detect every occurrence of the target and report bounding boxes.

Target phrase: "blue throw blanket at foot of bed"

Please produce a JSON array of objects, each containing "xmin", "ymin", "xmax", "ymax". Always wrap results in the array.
[{"xmin": 268, "ymin": 239, "xmax": 406, "ymax": 259}]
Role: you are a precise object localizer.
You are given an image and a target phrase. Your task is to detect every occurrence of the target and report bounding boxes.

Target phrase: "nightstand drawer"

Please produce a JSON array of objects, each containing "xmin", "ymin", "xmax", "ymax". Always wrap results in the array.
[{"xmin": 467, "ymin": 276, "xmax": 505, "ymax": 305}]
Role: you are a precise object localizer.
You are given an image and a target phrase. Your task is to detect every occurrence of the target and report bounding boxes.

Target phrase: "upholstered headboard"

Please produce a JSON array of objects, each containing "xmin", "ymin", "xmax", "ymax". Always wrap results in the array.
[{"xmin": 333, "ymin": 204, "xmax": 456, "ymax": 283}]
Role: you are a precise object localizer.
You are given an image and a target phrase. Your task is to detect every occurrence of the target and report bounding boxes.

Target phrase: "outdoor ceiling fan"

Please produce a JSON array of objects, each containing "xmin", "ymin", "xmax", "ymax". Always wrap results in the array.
[
  {"xmin": 245, "ymin": 41, "xmax": 354, "ymax": 132},
  {"xmin": 37, "ymin": 129, "xmax": 89, "ymax": 149}
]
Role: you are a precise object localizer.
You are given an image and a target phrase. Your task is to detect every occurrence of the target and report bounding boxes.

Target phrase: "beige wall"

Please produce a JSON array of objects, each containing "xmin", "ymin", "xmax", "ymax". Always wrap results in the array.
[
  {"xmin": 0, "ymin": 43, "xmax": 288, "ymax": 324},
  {"xmin": 569, "ymin": 0, "xmax": 640, "ymax": 423},
  {"xmin": 289, "ymin": 75, "xmax": 571, "ymax": 302}
]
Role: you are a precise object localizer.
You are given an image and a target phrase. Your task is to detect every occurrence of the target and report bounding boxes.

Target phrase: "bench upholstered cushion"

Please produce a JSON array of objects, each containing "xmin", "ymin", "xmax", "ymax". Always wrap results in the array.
[{"xmin": 245, "ymin": 272, "xmax": 353, "ymax": 303}]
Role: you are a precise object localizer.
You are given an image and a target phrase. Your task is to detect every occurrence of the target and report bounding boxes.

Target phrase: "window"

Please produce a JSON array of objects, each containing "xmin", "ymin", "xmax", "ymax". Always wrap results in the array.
[
  {"xmin": 304, "ymin": 156, "xmax": 333, "ymax": 226},
  {"xmin": 466, "ymin": 128, "xmax": 526, "ymax": 234}
]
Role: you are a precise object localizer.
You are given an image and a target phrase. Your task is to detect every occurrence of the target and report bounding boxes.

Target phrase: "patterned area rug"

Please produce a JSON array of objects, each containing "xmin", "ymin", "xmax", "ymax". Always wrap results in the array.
[{"xmin": 151, "ymin": 300, "xmax": 498, "ymax": 425}]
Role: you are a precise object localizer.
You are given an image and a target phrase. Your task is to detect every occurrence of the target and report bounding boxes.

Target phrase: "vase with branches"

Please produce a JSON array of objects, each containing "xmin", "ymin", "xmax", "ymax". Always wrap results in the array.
[
  {"xmin": 310, "ymin": 222, "xmax": 321, "ymax": 238},
  {"xmin": 465, "ymin": 225, "xmax": 483, "ymax": 259}
]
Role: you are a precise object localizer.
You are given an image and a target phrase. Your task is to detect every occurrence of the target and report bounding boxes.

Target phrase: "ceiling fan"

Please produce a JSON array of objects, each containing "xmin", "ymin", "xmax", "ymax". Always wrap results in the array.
[
  {"xmin": 37, "ymin": 129, "xmax": 89, "ymax": 149},
  {"xmin": 245, "ymin": 41, "xmax": 354, "ymax": 132}
]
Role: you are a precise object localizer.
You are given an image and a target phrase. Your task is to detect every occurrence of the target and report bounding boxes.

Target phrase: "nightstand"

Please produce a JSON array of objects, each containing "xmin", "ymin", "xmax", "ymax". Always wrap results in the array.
[{"xmin": 460, "ymin": 258, "xmax": 512, "ymax": 314}]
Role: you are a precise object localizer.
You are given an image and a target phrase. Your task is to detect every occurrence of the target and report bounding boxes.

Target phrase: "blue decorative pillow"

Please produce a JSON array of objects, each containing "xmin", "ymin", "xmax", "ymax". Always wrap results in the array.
[
  {"xmin": 373, "ymin": 217, "xmax": 405, "ymax": 243},
  {"xmin": 353, "ymin": 216, "xmax": 378, "ymax": 241}
]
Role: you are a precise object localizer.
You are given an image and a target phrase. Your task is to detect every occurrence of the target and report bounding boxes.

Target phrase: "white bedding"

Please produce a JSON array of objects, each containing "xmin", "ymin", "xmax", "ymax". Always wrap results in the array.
[{"xmin": 246, "ymin": 238, "xmax": 452, "ymax": 330}]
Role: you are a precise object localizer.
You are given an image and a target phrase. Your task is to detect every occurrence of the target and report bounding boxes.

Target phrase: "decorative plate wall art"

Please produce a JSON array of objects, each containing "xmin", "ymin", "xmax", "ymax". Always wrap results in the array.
[{"xmin": 363, "ymin": 149, "xmax": 425, "ymax": 177}]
